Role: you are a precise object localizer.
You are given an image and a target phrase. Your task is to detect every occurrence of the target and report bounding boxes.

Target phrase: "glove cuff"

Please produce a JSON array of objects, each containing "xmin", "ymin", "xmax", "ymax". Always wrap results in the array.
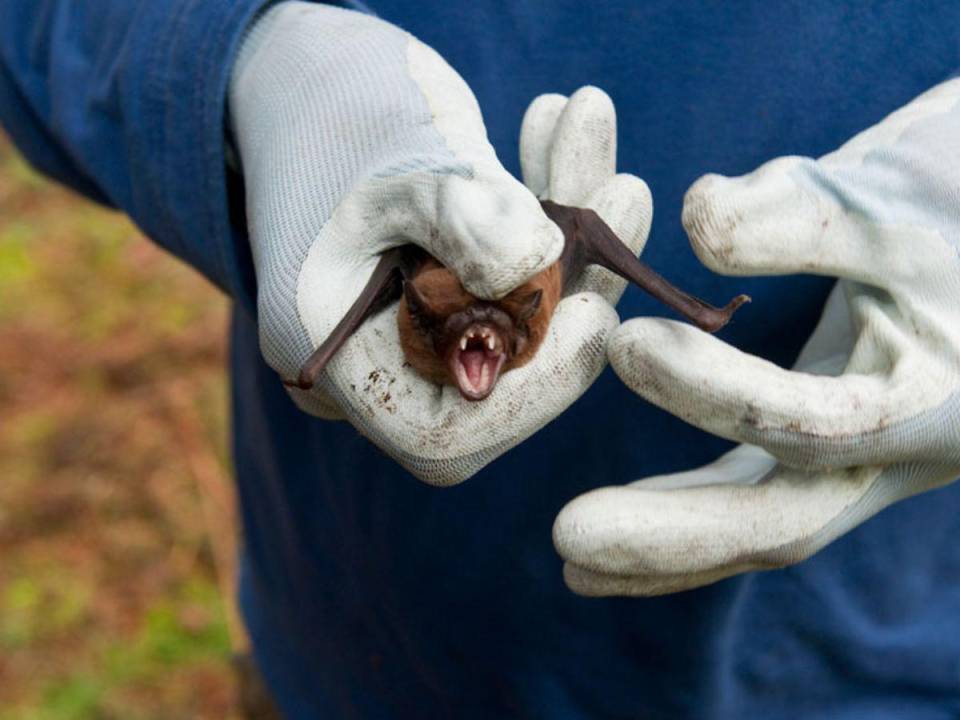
[{"xmin": 228, "ymin": 1, "xmax": 463, "ymax": 176}]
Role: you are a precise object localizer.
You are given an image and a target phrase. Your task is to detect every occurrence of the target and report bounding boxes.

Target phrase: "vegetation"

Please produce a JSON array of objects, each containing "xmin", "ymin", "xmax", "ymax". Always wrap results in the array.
[{"xmin": 0, "ymin": 133, "xmax": 245, "ymax": 718}]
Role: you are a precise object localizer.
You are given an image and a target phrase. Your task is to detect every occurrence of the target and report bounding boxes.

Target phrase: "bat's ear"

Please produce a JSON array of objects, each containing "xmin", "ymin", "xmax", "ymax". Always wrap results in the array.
[
  {"xmin": 514, "ymin": 289, "xmax": 543, "ymax": 323},
  {"xmin": 403, "ymin": 280, "xmax": 444, "ymax": 330}
]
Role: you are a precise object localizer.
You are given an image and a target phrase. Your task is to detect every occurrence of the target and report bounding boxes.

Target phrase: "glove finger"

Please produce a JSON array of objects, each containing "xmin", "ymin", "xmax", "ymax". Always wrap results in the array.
[
  {"xmin": 553, "ymin": 462, "xmax": 887, "ymax": 595},
  {"xmin": 520, "ymin": 93, "xmax": 568, "ymax": 198},
  {"xmin": 562, "ymin": 562, "xmax": 743, "ymax": 598},
  {"xmin": 321, "ymin": 291, "xmax": 618, "ymax": 486},
  {"xmin": 316, "ymin": 171, "xmax": 565, "ymax": 301},
  {"xmin": 566, "ymin": 173, "xmax": 653, "ymax": 304},
  {"xmin": 682, "ymin": 157, "xmax": 894, "ymax": 286},
  {"xmin": 431, "ymin": 170, "xmax": 566, "ymax": 298},
  {"xmin": 558, "ymin": 459, "xmax": 960, "ymax": 597},
  {"xmin": 548, "ymin": 86, "xmax": 617, "ymax": 206},
  {"xmin": 608, "ymin": 317, "xmax": 947, "ymax": 470}
]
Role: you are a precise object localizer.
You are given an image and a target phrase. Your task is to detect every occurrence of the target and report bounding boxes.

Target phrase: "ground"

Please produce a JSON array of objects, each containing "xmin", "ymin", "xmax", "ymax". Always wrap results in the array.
[{"xmin": 0, "ymin": 133, "xmax": 247, "ymax": 718}]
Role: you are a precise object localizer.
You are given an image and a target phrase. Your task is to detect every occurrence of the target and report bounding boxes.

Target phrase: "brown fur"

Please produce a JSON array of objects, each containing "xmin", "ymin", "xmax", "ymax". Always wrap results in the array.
[
  {"xmin": 495, "ymin": 261, "xmax": 561, "ymax": 369},
  {"xmin": 397, "ymin": 258, "xmax": 562, "ymax": 386}
]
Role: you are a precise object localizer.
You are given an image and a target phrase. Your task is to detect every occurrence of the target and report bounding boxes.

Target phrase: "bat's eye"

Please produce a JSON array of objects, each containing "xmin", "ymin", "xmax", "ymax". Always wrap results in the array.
[
  {"xmin": 512, "ymin": 289, "xmax": 542, "ymax": 324},
  {"xmin": 402, "ymin": 280, "xmax": 444, "ymax": 332},
  {"xmin": 512, "ymin": 332, "xmax": 528, "ymax": 357}
]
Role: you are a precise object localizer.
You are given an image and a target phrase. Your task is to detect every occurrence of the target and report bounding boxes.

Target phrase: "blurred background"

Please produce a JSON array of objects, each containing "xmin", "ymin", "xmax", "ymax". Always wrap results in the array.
[{"xmin": 0, "ymin": 130, "xmax": 250, "ymax": 718}]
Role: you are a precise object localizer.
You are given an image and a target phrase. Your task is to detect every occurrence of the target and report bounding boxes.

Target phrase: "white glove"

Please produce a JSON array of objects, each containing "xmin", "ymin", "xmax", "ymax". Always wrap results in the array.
[
  {"xmin": 228, "ymin": 2, "xmax": 652, "ymax": 485},
  {"xmin": 554, "ymin": 79, "xmax": 960, "ymax": 595}
]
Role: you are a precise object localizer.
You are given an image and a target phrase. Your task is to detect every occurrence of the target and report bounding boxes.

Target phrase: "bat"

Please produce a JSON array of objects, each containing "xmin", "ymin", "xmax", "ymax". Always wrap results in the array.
[{"xmin": 286, "ymin": 201, "xmax": 750, "ymax": 400}]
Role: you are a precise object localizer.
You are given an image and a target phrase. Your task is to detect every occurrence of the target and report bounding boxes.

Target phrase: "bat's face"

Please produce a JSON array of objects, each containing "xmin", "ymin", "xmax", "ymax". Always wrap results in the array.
[{"xmin": 397, "ymin": 263, "xmax": 554, "ymax": 401}]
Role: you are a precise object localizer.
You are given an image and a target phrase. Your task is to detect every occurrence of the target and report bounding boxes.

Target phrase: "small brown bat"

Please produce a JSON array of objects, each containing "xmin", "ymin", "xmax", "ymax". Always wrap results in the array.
[{"xmin": 288, "ymin": 201, "xmax": 749, "ymax": 400}]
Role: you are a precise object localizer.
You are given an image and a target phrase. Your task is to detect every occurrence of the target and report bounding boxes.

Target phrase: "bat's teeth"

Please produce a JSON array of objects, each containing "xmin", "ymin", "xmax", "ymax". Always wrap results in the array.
[
  {"xmin": 486, "ymin": 336, "xmax": 495, "ymax": 351},
  {"xmin": 460, "ymin": 337, "xmax": 467, "ymax": 351}
]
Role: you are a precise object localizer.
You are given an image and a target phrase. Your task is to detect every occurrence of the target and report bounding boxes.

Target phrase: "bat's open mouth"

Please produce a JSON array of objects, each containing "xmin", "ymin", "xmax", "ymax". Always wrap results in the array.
[{"xmin": 450, "ymin": 324, "xmax": 507, "ymax": 401}]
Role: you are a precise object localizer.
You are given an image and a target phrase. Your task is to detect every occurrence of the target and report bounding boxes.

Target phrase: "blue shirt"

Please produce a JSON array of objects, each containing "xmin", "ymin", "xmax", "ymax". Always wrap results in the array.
[{"xmin": 3, "ymin": 2, "xmax": 960, "ymax": 717}]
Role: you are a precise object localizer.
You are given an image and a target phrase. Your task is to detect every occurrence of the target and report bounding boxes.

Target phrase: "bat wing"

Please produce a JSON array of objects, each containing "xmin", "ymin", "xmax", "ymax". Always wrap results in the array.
[
  {"xmin": 288, "ymin": 246, "xmax": 423, "ymax": 390},
  {"xmin": 541, "ymin": 200, "xmax": 750, "ymax": 333}
]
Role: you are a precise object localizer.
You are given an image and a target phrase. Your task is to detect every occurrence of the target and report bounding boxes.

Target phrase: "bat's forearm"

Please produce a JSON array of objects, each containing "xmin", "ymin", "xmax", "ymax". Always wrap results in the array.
[{"xmin": 541, "ymin": 200, "xmax": 749, "ymax": 332}]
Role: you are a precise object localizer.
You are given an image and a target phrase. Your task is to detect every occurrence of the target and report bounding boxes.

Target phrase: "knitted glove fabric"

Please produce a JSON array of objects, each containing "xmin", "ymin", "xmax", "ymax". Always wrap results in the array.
[{"xmin": 555, "ymin": 79, "xmax": 960, "ymax": 595}]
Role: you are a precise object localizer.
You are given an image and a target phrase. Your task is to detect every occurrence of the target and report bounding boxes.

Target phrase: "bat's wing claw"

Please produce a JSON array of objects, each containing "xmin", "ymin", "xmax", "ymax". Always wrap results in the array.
[{"xmin": 693, "ymin": 294, "xmax": 752, "ymax": 333}]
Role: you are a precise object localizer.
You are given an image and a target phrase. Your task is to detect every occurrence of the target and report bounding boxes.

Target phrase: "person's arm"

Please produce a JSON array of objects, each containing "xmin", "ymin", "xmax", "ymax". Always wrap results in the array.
[
  {"xmin": 0, "ymin": 0, "xmax": 289, "ymax": 310},
  {"xmin": 2, "ymin": 1, "xmax": 655, "ymax": 486}
]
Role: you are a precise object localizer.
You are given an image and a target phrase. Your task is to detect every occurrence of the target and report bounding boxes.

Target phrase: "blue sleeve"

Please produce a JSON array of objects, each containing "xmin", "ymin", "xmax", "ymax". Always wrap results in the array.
[{"xmin": 0, "ymin": 0, "xmax": 280, "ymax": 310}]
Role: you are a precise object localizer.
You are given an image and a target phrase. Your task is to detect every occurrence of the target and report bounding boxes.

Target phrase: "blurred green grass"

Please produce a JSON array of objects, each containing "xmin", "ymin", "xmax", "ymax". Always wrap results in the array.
[{"xmin": 0, "ymin": 133, "xmax": 244, "ymax": 718}]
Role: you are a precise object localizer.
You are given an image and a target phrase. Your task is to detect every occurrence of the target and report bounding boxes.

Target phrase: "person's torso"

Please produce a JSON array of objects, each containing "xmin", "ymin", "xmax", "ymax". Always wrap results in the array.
[{"xmin": 233, "ymin": 2, "xmax": 960, "ymax": 717}]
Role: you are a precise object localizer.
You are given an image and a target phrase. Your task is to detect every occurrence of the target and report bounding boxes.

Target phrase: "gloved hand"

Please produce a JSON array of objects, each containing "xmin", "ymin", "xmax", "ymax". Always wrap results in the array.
[
  {"xmin": 553, "ymin": 79, "xmax": 960, "ymax": 595},
  {"xmin": 228, "ymin": 2, "xmax": 652, "ymax": 485}
]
